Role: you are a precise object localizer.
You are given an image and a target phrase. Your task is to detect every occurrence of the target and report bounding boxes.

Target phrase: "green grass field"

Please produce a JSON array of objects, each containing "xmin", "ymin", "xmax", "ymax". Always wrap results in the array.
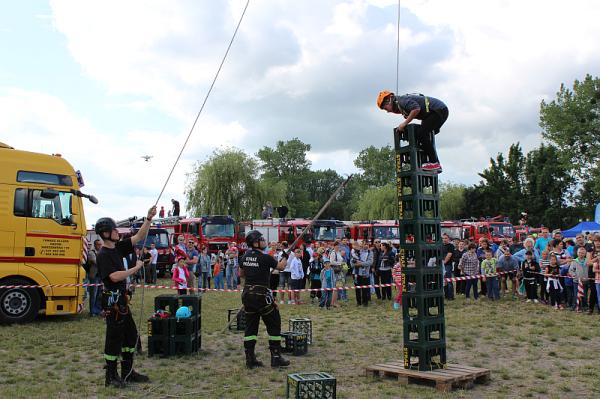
[{"xmin": 1, "ymin": 280, "xmax": 600, "ymax": 398}]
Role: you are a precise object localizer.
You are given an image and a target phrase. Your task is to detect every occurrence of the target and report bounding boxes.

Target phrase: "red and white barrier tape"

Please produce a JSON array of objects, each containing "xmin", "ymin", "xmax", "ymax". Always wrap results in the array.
[{"xmin": 0, "ymin": 271, "xmax": 597, "ymax": 292}]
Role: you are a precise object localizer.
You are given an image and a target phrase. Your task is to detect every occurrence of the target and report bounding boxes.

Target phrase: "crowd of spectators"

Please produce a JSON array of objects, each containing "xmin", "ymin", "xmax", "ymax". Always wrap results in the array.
[
  {"xmin": 88, "ymin": 226, "xmax": 600, "ymax": 317},
  {"xmin": 445, "ymin": 227, "xmax": 600, "ymax": 313}
]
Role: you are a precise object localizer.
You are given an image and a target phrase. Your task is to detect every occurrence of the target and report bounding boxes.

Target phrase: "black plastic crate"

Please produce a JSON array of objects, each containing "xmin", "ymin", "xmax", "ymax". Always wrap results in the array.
[
  {"xmin": 147, "ymin": 317, "xmax": 175, "ymax": 338},
  {"xmin": 417, "ymin": 174, "xmax": 438, "ymax": 196},
  {"xmin": 289, "ymin": 318, "xmax": 312, "ymax": 345},
  {"xmin": 402, "ymin": 293, "xmax": 445, "ymax": 320},
  {"xmin": 282, "ymin": 331, "xmax": 308, "ymax": 356},
  {"xmin": 403, "ymin": 316, "xmax": 446, "ymax": 344},
  {"xmin": 403, "ymin": 342, "xmax": 447, "ymax": 371},
  {"xmin": 154, "ymin": 294, "xmax": 178, "ymax": 314},
  {"xmin": 228, "ymin": 308, "xmax": 246, "ymax": 331},
  {"xmin": 173, "ymin": 333, "xmax": 199, "ymax": 355},
  {"xmin": 287, "ymin": 372, "xmax": 336, "ymax": 399},
  {"xmin": 177, "ymin": 294, "xmax": 201, "ymax": 317},
  {"xmin": 148, "ymin": 335, "xmax": 175, "ymax": 357},
  {"xmin": 175, "ymin": 315, "xmax": 199, "ymax": 336},
  {"xmin": 403, "ymin": 269, "xmax": 443, "ymax": 294}
]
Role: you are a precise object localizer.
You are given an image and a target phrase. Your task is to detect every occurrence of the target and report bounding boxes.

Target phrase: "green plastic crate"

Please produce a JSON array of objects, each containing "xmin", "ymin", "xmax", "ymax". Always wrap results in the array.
[
  {"xmin": 287, "ymin": 372, "xmax": 336, "ymax": 399},
  {"xmin": 289, "ymin": 318, "xmax": 312, "ymax": 344}
]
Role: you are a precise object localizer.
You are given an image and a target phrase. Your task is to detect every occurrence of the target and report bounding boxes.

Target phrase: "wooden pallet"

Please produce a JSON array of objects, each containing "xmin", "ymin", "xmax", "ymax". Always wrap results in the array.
[{"xmin": 366, "ymin": 362, "xmax": 490, "ymax": 392}]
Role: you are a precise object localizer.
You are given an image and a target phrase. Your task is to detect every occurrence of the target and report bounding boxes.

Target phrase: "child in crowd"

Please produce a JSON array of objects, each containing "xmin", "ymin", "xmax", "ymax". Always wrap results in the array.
[
  {"xmin": 392, "ymin": 254, "xmax": 403, "ymax": 309},
  {"xmin": 309, "ymin": 249, "xmax": 324, "ymax": 303},
  {"xmin": 559, "ymin": 253, "xmax": 573, "ymax": 308},
  {"xmin": 459, "ymin": 243, "xmax": 480, "ymax": 301},
  {"xmin": 213, "ymin": 254, "xmax": 224, "ymax": 290},
  {"xmin": 481, "ymin": 249, "xmax": 499, "ymax": 300},
  {"xmin": 172, "ymin": 256, "xmax": 189, "ymax": 295},
  {"xmin": 289, "ymin": 248, "xmax": 305, "ymax": 305},
  {"xmin": 546, "ymin": 253, "xmax": 563, "ymax": 309},
  {"xmin": 569, "ymin": 247, "xmax": 589, "ymax": 312},
  {"xmin": 320, "ymin": 259, "xmax": 336, "ymax": 309},
  {"xmin": 539, "ymin": 240, "xmax": 557, "ymax": 303},
  {"xmin": 521, "ymin": 250, "xmax": 540, "ymax": 303}
]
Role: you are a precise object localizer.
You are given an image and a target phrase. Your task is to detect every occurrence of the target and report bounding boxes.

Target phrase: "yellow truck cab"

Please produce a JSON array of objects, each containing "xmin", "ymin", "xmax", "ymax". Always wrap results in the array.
[{"xmin": 0, "ymin": 142, "xmax": 97, "ymax": 322}]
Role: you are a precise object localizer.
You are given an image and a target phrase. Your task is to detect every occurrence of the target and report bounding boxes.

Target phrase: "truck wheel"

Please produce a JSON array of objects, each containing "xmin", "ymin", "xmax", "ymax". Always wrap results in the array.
[{"xmin": 0, "ymin": 278, "xmax": 41, "ymax": 323}]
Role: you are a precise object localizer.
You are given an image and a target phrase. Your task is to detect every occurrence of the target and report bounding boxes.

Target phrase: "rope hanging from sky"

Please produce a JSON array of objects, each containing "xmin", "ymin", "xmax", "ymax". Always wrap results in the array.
[
  {"xmin": 131, "ymin": 1, "xmax": 251, "ymax": 376},
  {"xmin": 154, "ymin": 0, "xmax": 251, "ymax": 208},
  {"xmin": 396, "ymin": 0, "xmax": 401, "ymax": 94}
]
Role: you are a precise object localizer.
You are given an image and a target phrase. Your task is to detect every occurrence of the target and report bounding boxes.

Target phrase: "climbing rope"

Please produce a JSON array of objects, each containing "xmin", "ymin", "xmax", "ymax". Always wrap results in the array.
[
  {"xmin": 127, "ymin": 0, "xmax": 251, "ymax": 379},
  {"xmin": 396, "ymin": 0, "xmax": 401, "ymax": 94}
]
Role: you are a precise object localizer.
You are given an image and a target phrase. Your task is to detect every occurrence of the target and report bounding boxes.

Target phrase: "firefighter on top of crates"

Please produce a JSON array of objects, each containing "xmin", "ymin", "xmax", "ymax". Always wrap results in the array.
[
  {"xmin": 377, "ymin": 90, "xmax": 449, "ymax": 172},
  {"xmin": 240, "ymin": 230, "xmax": 291, "ymax": 368},
  {"xmin": 95, "ymin": 205, "xmax": 156, "ymax": 388}
]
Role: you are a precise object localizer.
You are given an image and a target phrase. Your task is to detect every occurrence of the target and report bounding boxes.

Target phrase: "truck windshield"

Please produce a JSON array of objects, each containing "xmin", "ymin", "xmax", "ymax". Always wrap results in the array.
[
  {"xmin": 145, "ymin": 232, "xmax": 169, "ymax": 249},
  {"xmin": 374, "ymin": 226, "xmax": 399, "ymax": 240},
  {"xmin": 313, "ymin": 226, "xmax": 336, "ymax": 241},
  {"xmin": 203, "ymin": 223, "xmax": 235, "ymax": 238},
  {"xmin": 490, "ymin": 224, "xmax": 515, "ymax": 238},
  {"xmin": 441, "ymin": 226, "xmax": 463, "ymax": 240},
  {"xmin": 138, "ymin": 231, "xmax": 169, "ymax": 249}
]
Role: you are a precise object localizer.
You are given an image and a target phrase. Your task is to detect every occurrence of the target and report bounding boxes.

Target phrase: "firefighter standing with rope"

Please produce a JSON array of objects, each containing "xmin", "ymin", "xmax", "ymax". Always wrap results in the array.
[
  {"xmin": 240, "ymin": 230, "xmax": 290, "ymax": 369},
  {"xmin": 95, "ymin": 206, "xmax": 156, "ymax": 387}
]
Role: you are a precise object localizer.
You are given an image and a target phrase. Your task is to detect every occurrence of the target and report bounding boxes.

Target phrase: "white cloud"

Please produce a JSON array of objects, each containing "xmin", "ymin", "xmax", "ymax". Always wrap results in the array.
[
  {"xmin": 4, "ymin": 0, "xmax": 600, "ymax": 222},
  {"xmin": 0, "ymin": 88, "xmax": 248, "ymax": 226},
  {"xmin": 308, "ymin": 149, "xmax": 360, "ymax": 176}
]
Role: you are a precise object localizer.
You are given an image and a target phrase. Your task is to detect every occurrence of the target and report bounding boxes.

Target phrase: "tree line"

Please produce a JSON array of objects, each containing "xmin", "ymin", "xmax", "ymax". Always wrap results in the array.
[{"xmin": 186, "ymin": 74, "xmax": 600, "ymax": 228}]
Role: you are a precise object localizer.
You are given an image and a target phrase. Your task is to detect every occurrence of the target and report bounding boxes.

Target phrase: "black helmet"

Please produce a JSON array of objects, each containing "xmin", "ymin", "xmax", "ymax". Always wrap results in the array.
[
  {"xmin": 245, "ymin": 230, "xmax": 264, "ymax": 247},
  {"xmin": 95, "ymin": 217, "xmax": 117, "ymax": 235}
]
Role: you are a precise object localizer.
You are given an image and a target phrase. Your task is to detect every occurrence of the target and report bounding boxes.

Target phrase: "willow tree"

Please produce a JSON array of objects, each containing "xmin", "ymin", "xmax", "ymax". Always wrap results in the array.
[
  {"xmin": 185, "ymin": 148, "xmax": 274, "ymax": 221},
  {"xmin": 439, "ymin": 182, "xmax": 466, "ymax": 220},
  {"xmin": 351, "ymin": 183, "xmax": 396, "ymax": 220}
]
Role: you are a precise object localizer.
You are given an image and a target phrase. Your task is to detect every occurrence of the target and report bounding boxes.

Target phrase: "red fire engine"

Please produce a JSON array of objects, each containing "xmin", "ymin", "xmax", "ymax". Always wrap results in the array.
[
  {"xmin": 441, "ymin": 220, "xmax": 468, "ymax": 240},
  {"xmin": 462, "ymin": 217, "xmax": 515, "ymax": 244},
  {"xmin": 250, "ymin": 218, "xmax": 348, "ymax": 246},
  {"xmin": 514, "ymin": 225, "xmax": 542, "ymax": 243},
  {"xmin": 154, "ymin": 215, "xmax": 243, "ymax": 254},
  {"xmin": 350, "ymin": 220, "xmax": 399, "ymax": 246}
]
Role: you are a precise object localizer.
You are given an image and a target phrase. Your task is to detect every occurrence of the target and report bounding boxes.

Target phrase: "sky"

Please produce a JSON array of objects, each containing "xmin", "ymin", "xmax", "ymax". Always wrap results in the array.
[{"xmin": 2, "ymin": 0, "xmax": 600, "ymax": 227}]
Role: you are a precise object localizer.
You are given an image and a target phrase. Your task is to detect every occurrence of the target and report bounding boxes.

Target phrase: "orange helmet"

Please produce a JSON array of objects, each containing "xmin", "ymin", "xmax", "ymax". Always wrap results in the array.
[{"xmin": 377, "ymin": 90, "xmax": 393, "ymax": 109}]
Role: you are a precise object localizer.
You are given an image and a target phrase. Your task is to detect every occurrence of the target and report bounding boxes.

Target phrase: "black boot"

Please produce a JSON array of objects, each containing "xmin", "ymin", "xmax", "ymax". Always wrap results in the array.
[
  {"xmin": 245, "ymin": 348, "xmax": 264, "ymax": 369},
  {"xmin": 105, "ymin": 360, "xmax": 125, "ymax": 388},
  {"xmin": 270, "ymin": 347, "xmax": 290, "ymax": 368},
  {"xmin": 121, "ymin": 358, "xmax": 150, "ymax": 383}
]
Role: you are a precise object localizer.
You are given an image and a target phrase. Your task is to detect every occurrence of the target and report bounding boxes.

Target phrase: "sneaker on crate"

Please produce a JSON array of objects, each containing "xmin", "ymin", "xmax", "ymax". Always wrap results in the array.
[{"xmin": 422, "ymin": 162, "xmax": 442, "ymax": 172}]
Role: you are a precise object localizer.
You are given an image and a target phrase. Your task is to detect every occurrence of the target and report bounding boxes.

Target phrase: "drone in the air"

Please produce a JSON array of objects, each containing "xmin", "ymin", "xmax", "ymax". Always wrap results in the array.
[{"xmin": 141, "ymin": 155, "xmax": 153, "ymax": 162}]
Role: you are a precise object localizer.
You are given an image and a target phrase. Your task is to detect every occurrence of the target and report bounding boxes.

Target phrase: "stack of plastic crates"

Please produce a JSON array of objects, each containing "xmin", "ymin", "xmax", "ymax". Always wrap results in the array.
[
  {"xmin": 395, "ymin": 125, "xmax": 446, "ymax": 371},
  {"xmin": 148, "ymin": 294, "xmax": 201, "ymax": 356}
]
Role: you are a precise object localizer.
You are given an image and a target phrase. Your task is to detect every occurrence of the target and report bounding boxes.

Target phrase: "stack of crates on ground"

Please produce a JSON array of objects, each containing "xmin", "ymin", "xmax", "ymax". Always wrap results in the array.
[
  {"xmin": 287, "ymin": 372, "xmax": 336, "ymax": 399},
  {"xmin": 289, "ymin": 318, "xmax": 312, "ymax": 344},
  {"xmin": 148, "ymin": 294, "xmax": 201, "ymax": 356},
  {"xmin": 395, "ymin": 125, "xmax": 446, "ymax": 371}
]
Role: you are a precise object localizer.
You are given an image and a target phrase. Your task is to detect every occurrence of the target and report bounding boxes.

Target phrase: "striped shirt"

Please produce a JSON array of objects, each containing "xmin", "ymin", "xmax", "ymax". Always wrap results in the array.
[{"xmin": 460, "ymin": 251, "xmax": 480, "ymax": 276}]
